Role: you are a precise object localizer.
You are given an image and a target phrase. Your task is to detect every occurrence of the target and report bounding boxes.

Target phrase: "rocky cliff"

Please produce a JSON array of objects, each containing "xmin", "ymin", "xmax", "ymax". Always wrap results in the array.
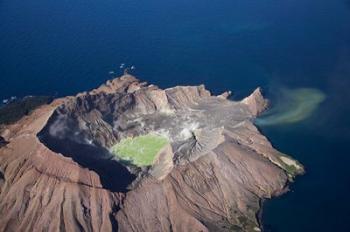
[{"xmin": 0, "ymin": 75, "xmax": 303, "ymax": 232}]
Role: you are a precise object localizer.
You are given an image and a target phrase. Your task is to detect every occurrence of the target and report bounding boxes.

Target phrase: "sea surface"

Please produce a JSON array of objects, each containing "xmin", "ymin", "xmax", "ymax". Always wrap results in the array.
[{"xmin": 1, "ymin": 0, "xmax": 350, "ymax": 231}]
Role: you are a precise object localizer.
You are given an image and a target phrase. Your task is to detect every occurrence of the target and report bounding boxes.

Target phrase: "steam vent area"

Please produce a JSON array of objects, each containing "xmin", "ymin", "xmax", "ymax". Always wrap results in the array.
[{"xmin": 38, "ymin": 74, "xmax": 304, "ymax": 194}]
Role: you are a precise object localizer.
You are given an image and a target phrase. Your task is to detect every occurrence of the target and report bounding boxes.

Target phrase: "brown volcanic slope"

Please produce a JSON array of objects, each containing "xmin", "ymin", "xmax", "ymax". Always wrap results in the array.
[{"xmin": 0, "ymin": 75, "xmax": 303, "ymax": 232}]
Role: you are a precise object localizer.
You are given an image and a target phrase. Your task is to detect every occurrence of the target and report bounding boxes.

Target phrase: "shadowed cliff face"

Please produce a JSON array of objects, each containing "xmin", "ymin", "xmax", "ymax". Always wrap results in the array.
[
  {"xmin": 0, "ymin": 137, "xmax": 7, "ymax": 148},
  {"xmin": 38, "ymin": 132, "xmax": 135, "ymax": 192},
  {"xmin": 0, "ymin": 75, "xmax": 303, "ymax": 232}
]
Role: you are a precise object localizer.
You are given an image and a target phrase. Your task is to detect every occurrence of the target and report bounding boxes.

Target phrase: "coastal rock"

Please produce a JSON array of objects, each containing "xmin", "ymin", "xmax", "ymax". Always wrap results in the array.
[
  {"xmin": 0, "ymin": 75, "xmax": 303, "ymax": 231},
  {"xmin": 241, "ymin": 87, "xmax": 268, "ymax": 116}
]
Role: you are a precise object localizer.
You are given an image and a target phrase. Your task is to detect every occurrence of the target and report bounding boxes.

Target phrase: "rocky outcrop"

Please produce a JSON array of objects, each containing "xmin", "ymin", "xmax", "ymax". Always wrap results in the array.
[
  {"xmin": 0, "ymin": 75, "xmax": 303, "ymax": 232},
  {"xmin": 149, "ymin": 144, "xmax": 174, "ymax": 180},
  {"xmin": 242, "ymin": 87, "xmax": 268, "ymax": 116}
]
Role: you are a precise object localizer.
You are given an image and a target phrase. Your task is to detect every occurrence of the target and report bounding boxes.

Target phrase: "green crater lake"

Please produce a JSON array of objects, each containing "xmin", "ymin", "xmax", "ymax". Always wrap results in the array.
[{"xmin": 111, "ymin": 134, "xmax": 169, "ymax": 167}]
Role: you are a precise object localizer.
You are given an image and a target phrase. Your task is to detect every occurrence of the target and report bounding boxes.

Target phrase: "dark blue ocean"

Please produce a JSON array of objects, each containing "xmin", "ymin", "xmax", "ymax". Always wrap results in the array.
[{"xmin": 1, "ymin": 0, "xmax": 350, "ymax": 231}]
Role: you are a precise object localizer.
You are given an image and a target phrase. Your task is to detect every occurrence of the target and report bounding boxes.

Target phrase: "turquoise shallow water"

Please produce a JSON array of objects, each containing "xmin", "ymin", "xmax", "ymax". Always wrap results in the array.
[{"xmin": 1, "ymin": 0, "xmax": 350, "ymax": 231}]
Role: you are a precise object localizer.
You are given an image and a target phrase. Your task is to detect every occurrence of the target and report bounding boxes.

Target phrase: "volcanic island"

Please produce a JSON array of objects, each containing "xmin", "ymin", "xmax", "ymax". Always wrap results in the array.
[{"xmin": 0, "ymin": 75, "xmax": 303, "ymax": 232}]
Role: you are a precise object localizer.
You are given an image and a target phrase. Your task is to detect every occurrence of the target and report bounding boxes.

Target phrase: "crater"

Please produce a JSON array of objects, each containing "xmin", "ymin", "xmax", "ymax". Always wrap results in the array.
[
  {"xmin": 38, "ymin": 92, "xmax": 139, "ymax": 193},
  {"xmin": 36, "ymin": 76, "xmax": 261, "ymax": 192}
]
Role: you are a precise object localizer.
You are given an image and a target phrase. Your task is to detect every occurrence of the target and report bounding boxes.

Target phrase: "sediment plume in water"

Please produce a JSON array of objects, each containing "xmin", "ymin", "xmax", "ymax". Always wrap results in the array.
[{"xmin": 255, "ymin": 88, "xmax": 326, "ymax": 126}]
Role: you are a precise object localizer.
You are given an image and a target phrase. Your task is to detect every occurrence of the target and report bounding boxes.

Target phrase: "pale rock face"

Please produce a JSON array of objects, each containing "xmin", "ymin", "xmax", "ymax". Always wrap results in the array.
[
  {"xmin": 0, "ymin": 75, "xmax": 303, "ymax": 232},
  {"xmin": 241, "ymin": 87, "xmax": 269, "ymax": 116},
  {"xmin": 149, "ymin": 144, "xmax": 174, "ymax": 180},
  {"xmin": 164, "ymin": 85, "xmax": 211, "ymax": 109}
]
